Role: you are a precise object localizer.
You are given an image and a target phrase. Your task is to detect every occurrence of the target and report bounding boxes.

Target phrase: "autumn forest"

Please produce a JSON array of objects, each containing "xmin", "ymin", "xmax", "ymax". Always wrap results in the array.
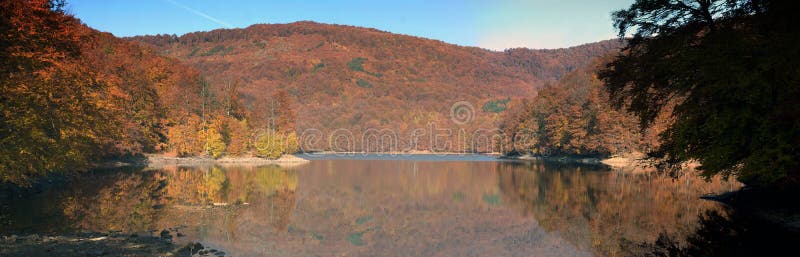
[
  {"xmin": 3, "ymin": 0, "xmax": 799, "ymax": 189},
  {"xmin": 2, "ymin": 0, "xmax": 800, "ymax": 256},
  {"xmin": 2, "ymin": 0, "xmax": 643, "ymax": 185}
]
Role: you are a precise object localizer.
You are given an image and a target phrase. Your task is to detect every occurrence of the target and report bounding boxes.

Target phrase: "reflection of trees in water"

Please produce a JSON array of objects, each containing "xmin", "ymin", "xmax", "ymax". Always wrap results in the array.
[
  {"xmin": 627, "ymin": 208, "xmax": 800, "ymax": 257},
  {"xmin": 245, "ymin": 188, "xmax": 296, "ymax": 231},
  {"xmin": 62, "ymin": 167, "xmax": 168, "ymax": 232},
  {"xmin": 497, "ymin": 161, "xmax": 737, "ymax": 257},
  {"xmin": 60, "ymin": 165, "xmax": 298, "ymax": 233},
  {"xmin": 158, "ymin": 165, "xmax": 299, "ymax": 236}
]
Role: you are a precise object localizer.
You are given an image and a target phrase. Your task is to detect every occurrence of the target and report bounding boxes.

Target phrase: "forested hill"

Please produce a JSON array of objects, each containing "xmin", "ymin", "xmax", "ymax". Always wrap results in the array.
[
  {"xmin": 129, "ymin": 22, "xmax": 622, "ymax": 151},
  {"xmin": 1, "ymin": 0, "xmax": 220, "ymax": 184}
]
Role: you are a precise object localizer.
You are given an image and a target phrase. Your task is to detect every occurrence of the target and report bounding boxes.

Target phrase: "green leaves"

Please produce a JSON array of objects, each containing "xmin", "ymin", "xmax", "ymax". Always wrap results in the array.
[
  {"xmin": 482, "ymin": 98, "xmax": 510, "ymax": 113},
  {"xmin": 347, "ymin": 57, "xmax": 367, "ymax": 72},
  {"xmin": 356, "ymin": 79, "xmax": 373, "ymax": 88}
]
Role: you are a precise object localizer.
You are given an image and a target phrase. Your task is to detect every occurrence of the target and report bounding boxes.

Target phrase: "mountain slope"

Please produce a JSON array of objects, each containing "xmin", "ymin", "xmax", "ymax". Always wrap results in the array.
[
  {"xmin": 1, "ymin": 0, "xmax": 217, "ymax": 183},
  {"xmin": 130, "ymin": 21, "xmax": 622, "ymax": 151}
]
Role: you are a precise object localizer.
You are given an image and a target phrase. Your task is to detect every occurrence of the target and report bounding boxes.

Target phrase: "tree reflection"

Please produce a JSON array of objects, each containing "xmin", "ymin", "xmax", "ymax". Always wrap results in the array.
[
  {"xmin": 62, "ymin": 168, "xmax": 167, "ymax": 232},
  {"xmin": 57, "ymin": 165, "xmax": 298, "ymax": 234},
  {"xmin": 497, "ymin": 161, "xmax": 738, "ymax": 257}
]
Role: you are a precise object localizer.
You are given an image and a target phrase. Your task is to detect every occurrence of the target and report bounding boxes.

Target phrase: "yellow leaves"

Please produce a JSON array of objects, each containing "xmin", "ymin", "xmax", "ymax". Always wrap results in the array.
[
  {"xmin": 255, "ymin": 132, "xmax": 286, "ymax": 159},
  {"xmin": 253, "ymin": 131, "xmax": 299, "ymax": 159},
  {"xmin": 253, "ymin": 166, "xmax": 298, "ymax": 194},
  {"xmin": 200, "ymin": 127, "xmax": 226, "ymax": 159},
  {"xmin": 201, "ymin": 166, "xmax": 229, "ymax": 202},
  {"xmin": 285, "ymin": 132, "xmax": 299, "ymax": 154}
]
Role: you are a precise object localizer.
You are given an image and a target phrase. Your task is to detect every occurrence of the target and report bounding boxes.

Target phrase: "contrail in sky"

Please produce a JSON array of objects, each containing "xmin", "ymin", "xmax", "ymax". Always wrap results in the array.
[{"xmin": 163, "ymin": 0, "xmax": 233, "ymax": 28}]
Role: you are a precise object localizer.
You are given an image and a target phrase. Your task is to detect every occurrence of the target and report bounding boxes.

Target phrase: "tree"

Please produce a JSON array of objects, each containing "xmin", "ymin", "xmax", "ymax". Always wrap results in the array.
[
  {"xmin": 285, "ymin": 132, "xmax": 299, "ymax": 154},
  {"xmin": 166, "ymin": 115, "xmax": 203, "ymax": 156},
  {"xmin": 599, "ymin": 0, "xmax": 799, "ymax": 188},
  {"xmin": 0, "ymin": 0, "xmax": 113, "ymax": 184},
  {"xmin": 254, "ymin": 131, "xmax": 299, "ymax": 159},
  {"xmin": 222, "ymin": 79, "xmax": 245, "ymax": 119},
  {"xmin": 269, "ymin": 90, "xmax": 296, "ymax": 133},
  {"xmin": 201, "ymin": 127, "xmax": 226, "ymax": 159},
  {"xmin": 226, "ymin": 118, "xmax": 251, "ymax": 156},
  {"xmin": 255, "ymin": 132, "xmax": 285, "ymax": 159}
]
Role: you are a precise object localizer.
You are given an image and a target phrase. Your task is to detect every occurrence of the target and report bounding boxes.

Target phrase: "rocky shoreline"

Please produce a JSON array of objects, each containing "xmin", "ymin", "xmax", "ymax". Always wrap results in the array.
[
  {"xmin": 501, "ymin": 153, "xmax": 657, "ymax": 172},
  {"xmin": 0, "ymin": 231, "xmax": 219, "ymax": 257}
]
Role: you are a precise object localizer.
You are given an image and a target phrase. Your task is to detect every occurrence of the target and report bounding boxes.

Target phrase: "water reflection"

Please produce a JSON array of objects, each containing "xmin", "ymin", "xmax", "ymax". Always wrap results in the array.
[
  {"xmin": 1, "ymin": 158, "xmax": 744, "ymax": 256},
  {"xmin": 628, "ymin": 207, "xmax": 800, "ymax": 257},
  {"xmin": 497, "ymin": 161, "xmax": 737, "ymax": 256}
]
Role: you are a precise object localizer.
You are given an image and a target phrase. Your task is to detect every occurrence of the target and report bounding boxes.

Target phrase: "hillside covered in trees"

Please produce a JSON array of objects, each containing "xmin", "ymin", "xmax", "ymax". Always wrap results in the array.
[
  {"xmin": 1, "ymin": 0, "xmax": 629, "ymax": 184},
  {"xmin": 0, "ymin": 0, "xmax": 297, "ymax": 184},
  {"xmin": 497, "ymin": 59, "xmax": 664, "ymax": 158},
  {"xmin": 129, "ymin": 22, "xmax": 623, "ymax": 152}
]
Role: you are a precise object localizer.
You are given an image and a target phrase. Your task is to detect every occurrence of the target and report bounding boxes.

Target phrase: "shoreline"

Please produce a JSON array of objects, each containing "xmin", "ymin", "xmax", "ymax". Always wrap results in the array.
[
  {"xmin": 297, "ymin": 151, "xmax": 655, "ymax": 170},
  {"xmin": 301, "ymin": 152, "xmax": 653, "ymax": 170},
  {"xmin": 302, "ymin": 151, "xmax": 504, "ymax": 156},
  {"xmin": 1, "ymin": 231, "xmax": 217, "ymax": 257},
  {"xmin": 500, "ymin": 153, "xmax": 656, "ymax": 171},
  {"xmin": 92, "ymin": 154, "xmax": 310, "ymax": 169},
  {"xmin": 92, "ymin": 152, "xmax": 655, "ymax": 170}
]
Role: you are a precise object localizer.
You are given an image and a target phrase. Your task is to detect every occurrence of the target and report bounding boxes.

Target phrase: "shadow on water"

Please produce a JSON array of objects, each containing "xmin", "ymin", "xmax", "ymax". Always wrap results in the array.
[
  {"xmin": 625, "ymin": 208, "xmax": 800, "ymax": 257},
  {"xmin": 624, "ymin": 183, "xmax": 800, "ymax": 257},
  {"xmin": 0, "ymin": 164, "xmax": 298, "ymax": 235}
]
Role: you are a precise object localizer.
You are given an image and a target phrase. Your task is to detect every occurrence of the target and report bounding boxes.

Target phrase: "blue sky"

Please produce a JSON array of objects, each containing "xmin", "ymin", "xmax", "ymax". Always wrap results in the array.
[{"xmin": 67, "ymin": 0, "xmax": 633, "ymax": 50}]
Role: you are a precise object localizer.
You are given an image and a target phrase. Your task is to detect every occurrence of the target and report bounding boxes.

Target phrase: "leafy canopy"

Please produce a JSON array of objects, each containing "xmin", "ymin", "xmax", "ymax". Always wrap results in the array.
[{"xmin": 599, "ymin": 0, "xmax": 799, "ymax": 188}]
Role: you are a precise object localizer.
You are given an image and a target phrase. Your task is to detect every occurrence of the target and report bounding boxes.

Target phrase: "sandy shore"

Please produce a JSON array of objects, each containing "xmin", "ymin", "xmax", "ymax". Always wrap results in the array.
[
  {"xmin": 92, "ymin": 154, "xmax": 310, "ymax": 169},
  {"xmin": 307, "ymin": 151, "xmax": 503, "ymax": 155},
  {"xmin": 145, "ymin": 154, "xmax": 310, "ymax": 168},
  {"xmin": 502, "ymin": 153, "xmax": 656, "ymax": 172}
]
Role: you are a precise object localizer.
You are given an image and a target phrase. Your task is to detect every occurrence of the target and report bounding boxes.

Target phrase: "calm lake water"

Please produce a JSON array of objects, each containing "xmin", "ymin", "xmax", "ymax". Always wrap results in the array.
[{"xmin": 1, "ymin": 154, "xmax": 741, "ymax": 256}]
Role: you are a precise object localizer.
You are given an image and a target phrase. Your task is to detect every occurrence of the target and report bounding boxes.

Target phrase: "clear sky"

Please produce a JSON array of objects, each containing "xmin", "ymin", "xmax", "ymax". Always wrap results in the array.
[{"xmin": 67, "ymin": 0, "xmax": 633, "ymax": 50}]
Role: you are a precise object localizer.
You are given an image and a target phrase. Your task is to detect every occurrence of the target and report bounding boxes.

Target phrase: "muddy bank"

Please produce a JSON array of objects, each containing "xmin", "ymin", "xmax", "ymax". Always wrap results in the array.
[{"xmin": 0, "ymin": 232, "xmax": 216, "ymax": 257}]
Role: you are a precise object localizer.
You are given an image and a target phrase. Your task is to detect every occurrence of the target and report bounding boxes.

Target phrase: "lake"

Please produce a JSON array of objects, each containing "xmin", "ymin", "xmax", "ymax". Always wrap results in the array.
[{"xmin": 0, "ymin": 154, "xmax": 740, "ymax": 256}]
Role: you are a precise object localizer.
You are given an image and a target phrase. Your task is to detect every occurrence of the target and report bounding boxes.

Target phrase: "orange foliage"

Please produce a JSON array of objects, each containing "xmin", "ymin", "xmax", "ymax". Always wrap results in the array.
[
  {"xmin": 130, "ymin": 22, "xmax": 623, "ymax": 152},
  {"xmin": 498, "ymin": 60, "xmax": 651, "ymax": 157}
]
